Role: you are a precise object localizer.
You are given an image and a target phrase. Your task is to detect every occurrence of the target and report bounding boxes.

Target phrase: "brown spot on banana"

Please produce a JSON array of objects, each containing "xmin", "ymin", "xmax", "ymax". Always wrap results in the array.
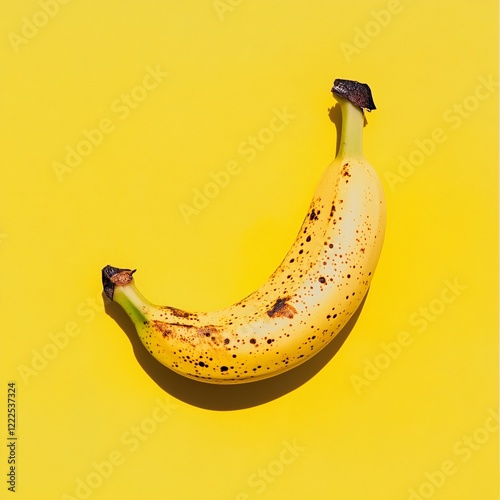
[
  {"xmin": 196, "ymin": 325, "xmax": 224, "ymax": 345},
  {"xmin": 163, "ymin": 306, "xmax": 195, "ymax": 319},
  {"xmin": 152, "ymin": 320, "xmax": 225, "ymax": 348},
  {"xmin": 309, "ymin": 208, "xmax": 319, "ymax": 221},
  {"xmin": 267, "ymin": 297, "xmax": 297, "ymax": 319},
  {"xmin": 152, "ymin": 320, "xmax": 194, "ymax": 336},
  {"xmin": 341, "ymin": 163, "xmax": 351, "ymax": 177}
]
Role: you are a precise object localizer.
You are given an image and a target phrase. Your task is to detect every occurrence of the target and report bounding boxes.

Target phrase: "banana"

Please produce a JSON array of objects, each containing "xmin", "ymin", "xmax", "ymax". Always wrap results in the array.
[{"xmin": 102, "ymin": 79, "xmax": 386, "ymax": 384}]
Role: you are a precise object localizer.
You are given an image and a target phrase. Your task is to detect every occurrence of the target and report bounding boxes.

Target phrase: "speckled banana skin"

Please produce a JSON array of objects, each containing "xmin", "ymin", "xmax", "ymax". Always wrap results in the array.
[{"xmin": 103, "ymin": 82, "xmax": 386, "ymax": 384}]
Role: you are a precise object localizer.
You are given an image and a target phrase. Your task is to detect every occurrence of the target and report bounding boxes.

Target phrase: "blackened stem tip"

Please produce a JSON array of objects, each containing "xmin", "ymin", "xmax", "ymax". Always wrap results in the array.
[
  {"xmin": 102, "ymin": 265, "xmax": 136, "ymax": 300},
  {"xmin": 332, "ymin": 79, "xmax": 376, "ymax": 111}
]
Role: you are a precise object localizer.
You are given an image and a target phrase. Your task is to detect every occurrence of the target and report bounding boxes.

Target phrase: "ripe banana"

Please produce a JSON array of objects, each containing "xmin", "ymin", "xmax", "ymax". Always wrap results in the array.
[{"xmin": 102, "ymin": 79, "xmax": 386, "ymax": 384}]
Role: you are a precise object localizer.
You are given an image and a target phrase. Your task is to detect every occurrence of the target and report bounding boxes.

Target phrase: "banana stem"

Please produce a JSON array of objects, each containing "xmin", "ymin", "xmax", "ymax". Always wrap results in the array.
[
  {"xmin": 336, "ymin": 97, "xmax": 365, "ymax": 159},
  {"xmin": 102, "ymin": 265, "xmax": 150, "ymax": 322},
  {"xmin": 113, "ymin": 282, "xmax": 150, "ymax": 324},
  {"xmin": 331, "ymin": 78, "xmax": 376, "ymax": 160}
]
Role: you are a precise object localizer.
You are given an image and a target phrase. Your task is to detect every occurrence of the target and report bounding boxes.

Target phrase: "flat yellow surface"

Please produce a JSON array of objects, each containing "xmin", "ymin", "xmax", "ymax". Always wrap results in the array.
[{"xmin": 0, "ymin": 1, "xmax": 498, "ymax": 499}]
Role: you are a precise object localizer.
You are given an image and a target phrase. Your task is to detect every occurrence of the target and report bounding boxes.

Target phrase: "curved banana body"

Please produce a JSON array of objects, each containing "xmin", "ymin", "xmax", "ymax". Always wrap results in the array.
[{"xmin": 103, "ymin": 80, "xmax": 386, "ymax": 384}]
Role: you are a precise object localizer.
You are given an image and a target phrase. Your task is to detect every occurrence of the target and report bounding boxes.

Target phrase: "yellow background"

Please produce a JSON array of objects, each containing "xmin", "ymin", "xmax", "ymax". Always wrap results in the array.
[{"xmin": 0, "ymin": 1, "xmax": 498, "ymax": 499}]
